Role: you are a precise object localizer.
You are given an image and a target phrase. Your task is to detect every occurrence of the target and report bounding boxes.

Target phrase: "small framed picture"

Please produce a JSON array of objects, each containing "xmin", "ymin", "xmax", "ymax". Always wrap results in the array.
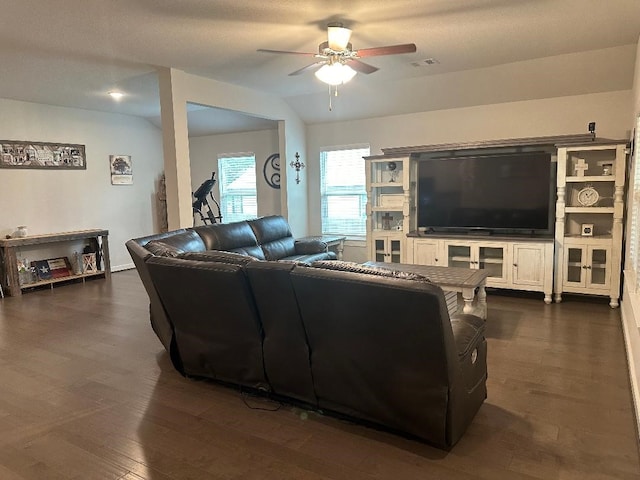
[
  {"xmin": 110, "ymin": 155, "xmax": 133, "ymax": 185},
  {"xmin": 581, "ymin": 223, "xmax": 594, "ymax": 236}
]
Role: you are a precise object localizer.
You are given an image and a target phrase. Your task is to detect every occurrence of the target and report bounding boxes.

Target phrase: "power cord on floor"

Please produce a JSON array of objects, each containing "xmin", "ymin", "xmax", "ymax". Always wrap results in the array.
[{"xmin": 239, "ymin": 387, "xmax": 283, "ymax": 412}]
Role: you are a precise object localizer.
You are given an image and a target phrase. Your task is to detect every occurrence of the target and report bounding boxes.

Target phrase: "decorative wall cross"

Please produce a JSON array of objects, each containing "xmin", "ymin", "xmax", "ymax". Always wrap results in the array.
[
  {"xmin": 290, "ymin": 152, "xmax": 305, "ymax": 185},
  {"xmin": 574, "ymin": 158, "xmax": 589, "ymax": 176}
]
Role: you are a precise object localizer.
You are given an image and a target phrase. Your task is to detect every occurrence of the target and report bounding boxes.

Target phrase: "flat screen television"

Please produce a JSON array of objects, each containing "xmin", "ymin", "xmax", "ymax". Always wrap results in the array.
[{"xmin": 417, "ymin": 152, "xmax": 555, "ymax": 235}]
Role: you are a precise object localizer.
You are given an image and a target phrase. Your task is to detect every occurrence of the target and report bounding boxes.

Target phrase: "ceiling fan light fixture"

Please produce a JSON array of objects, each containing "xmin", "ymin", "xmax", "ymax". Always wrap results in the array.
[
  {"xmin": 315, "ymin": 63, "xmax": 357, "ymax": 86},
  {"xmin": 327, "ymin": 25, "xmax": 352, "ymax": 51},
  {"xmin": 108, "ymin": 90, "xmax": 124, "ymax": 100}
]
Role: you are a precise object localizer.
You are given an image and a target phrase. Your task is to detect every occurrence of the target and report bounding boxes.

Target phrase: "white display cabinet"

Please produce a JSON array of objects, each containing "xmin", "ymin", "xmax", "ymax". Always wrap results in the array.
[{"xmin": 554, "ymin": 141, "xmax": 627, "ymax": 307}]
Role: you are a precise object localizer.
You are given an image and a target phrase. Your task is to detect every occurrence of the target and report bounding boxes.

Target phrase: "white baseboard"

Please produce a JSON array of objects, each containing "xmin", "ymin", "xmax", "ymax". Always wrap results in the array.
[
  {"xmin": 620, "ymin": 286, "xmax": 640, "ymax": 440},
  {"xmin": 112, "ymin": 263, "xmax": 135, "ymax": 272}
]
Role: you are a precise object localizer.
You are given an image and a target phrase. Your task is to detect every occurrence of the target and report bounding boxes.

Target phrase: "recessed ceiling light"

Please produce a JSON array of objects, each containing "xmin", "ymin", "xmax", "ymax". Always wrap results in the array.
[{"xmin": 108, "ymin": 91, "xmax": 124, "ymax": 100}]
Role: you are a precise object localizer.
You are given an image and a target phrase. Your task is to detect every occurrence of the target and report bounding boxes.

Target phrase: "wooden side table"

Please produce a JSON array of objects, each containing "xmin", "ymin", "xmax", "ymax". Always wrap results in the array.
[
  {"xmin": 0, "ymin": 229, "xmax": 110, "ymax": 296},
  {"xmin": 365, "ymin": 261, "xmax": 489, "ymax": 319}
]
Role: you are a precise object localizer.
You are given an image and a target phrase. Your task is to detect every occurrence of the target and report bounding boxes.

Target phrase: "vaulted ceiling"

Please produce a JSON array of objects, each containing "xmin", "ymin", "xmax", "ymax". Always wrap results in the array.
[{"xmin": 2, "ymin": 1, "xmax": 640, "ymax": 135}]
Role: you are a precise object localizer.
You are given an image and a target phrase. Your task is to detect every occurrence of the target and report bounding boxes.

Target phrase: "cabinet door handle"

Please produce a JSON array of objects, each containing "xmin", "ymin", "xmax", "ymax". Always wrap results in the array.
[
  {"xmin": 513, "ymin": 263, "xmax": 518, "ymax": 267},
  {"xmin": 582, "ymin": 265, "xmax": 588, "ymax": 269},
  {"xmin": 435, "ymin": 258, "xmax": 438, "ymax": 262},
  {"xmin": 586, "ymin": 265, "xmax": 592, "ymax": 270}
]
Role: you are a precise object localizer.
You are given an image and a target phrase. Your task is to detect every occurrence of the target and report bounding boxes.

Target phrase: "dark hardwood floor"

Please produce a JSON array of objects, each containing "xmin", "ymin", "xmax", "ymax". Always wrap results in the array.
[{"xmin": 0, "ymin": 270, "xmax": 638, "ymax": 479}]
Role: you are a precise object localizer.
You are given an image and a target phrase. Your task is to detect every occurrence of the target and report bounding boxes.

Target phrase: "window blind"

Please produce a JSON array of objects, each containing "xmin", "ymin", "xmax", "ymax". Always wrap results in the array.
[
  {"xmin": 320, "ymin": 145, "xmax": 370, "ymax": 236},
  {"xmin": 217, "ymin": 154, "xmax": 257, "ymax": 223}
]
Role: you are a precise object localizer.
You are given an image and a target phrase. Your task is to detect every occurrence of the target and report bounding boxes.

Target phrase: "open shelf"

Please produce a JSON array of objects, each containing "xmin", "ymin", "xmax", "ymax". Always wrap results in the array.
[
  {"xmin": 20, "ymin": 271, "xmax": 106, "ymax": 290},
  {"xmin": 371, "ymin": 182, "xmax": 403, "ymax": 188},
  {"xmin": 565, "ymin": 207, "xmax": 615, "ymax": 214},
  {"xmin": 565, "ymin": 176, "xmax": 615, "ymax": 183}
]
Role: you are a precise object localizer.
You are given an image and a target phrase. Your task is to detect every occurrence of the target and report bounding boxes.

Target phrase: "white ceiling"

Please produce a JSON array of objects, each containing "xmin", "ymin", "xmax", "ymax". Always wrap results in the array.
[{"xmin": 2, "ymin": 0, "xmax": 640, "ymax": 135}]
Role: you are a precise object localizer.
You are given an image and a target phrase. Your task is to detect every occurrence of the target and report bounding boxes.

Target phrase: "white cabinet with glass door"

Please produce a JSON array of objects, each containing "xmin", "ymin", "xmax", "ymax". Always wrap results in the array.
[
  {"xmin": 364, "ymin": 154, "xmax": 411, "ymax": 264},
  {"xmin": 443, "ymin": 240, "xmax": 508, "ymax": 286},
  {"xmin": 554, "ymin": 141, "xmax": 626, "ymax": 307},
  {"xmin": 372, "ymin": 234, "xmax": 404, "ymax": 263},
  {"xmin": 561, "ymin": 240, "xmax": 612, "ymax": 293}
]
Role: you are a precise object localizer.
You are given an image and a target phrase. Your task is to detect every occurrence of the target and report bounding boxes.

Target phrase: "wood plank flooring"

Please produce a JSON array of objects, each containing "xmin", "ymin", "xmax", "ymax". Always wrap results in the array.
[{"xmin": 0, "ymin": 271, "xmax": 638, "ymax": 479}]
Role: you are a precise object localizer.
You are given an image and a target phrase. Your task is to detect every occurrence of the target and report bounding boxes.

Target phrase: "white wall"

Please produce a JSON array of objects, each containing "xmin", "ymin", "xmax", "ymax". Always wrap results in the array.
[
  {"xmin": 189, "ymin": 129, "xmax": 281, "ymax": 224},
  {"xmin": 306, "ymin": 90, "xmax": 632, "ymax": 260},
  {"xmin": 0, "ymin": 98, "xmax": 164, "ymax": 270},
  {"xmin": 159, "ymin": 69, "xmax": 309, "ymax": 236}
]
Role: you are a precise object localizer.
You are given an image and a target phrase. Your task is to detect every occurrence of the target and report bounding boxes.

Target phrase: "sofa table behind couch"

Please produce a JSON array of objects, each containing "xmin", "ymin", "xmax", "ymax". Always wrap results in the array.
[
  {"xmin": 365, "ymin": 261, "xmax": 489, "ymax": 319},
  {"xmin": 0, "ymin": 229, "xmax": 111, "ymax": 296}
]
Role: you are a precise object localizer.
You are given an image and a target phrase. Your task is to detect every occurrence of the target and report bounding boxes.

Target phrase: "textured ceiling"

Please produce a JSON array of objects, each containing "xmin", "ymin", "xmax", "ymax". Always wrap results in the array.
[{"xmin": 1, "ymin": 0, "xmax": 639, "ymax": 134}]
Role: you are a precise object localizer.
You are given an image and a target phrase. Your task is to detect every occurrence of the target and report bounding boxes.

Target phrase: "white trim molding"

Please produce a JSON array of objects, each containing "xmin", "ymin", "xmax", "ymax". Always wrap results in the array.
[{"xmin": 621, "ymin": 274, "xmax": 640, "ymax": 440}]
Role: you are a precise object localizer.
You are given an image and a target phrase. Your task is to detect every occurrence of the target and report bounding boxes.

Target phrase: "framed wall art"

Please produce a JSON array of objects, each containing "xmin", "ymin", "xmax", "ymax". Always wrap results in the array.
[
  {"xmin": 0, "ymin": 140, "xmax": 86, "ymax": 169},
  {"xmin": 110, "ymin": 155, "xmax": 133, "ymax": 185}
]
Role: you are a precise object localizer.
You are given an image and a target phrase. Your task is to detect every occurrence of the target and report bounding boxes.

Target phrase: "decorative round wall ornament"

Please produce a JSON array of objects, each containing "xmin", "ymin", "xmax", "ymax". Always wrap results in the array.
[
  {"xmin": 263, "ymin": 153, "xmax": 280, "ymax": 189},
  {"xmin": 577, "ymin": 185, "xmax": 599, "ymax": 207}
]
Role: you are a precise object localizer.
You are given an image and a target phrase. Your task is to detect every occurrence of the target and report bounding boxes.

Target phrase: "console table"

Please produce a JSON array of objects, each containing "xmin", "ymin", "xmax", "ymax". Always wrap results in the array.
[
  {"xmin": 365, "ymin": 261, "xmax": 489, "ymax": 319},
  {"xmin": 0, "ymin": 229, "xmax": 110, "ymax": 297}
]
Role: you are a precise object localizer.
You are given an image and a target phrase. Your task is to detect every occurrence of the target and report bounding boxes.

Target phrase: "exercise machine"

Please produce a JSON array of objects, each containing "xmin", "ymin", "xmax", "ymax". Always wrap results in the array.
[{"xmin": 193, "ymin": 172, "xmax": 222, "ymax": 225}]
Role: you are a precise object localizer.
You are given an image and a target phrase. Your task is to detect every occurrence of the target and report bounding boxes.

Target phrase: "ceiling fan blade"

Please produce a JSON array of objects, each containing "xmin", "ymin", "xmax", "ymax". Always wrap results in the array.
[
  {"xmin": 288, "ymin": 62, "xmax": 325, "ymax": 76},
  {"xmin": 355, "ymin": 43, "xmax": 417, "ymax": 58},
  {"xmin": 348, "ymin": 59, "xmax": 379, "ymax": 75},
  {"xmin": 257, "ymin": 48, "xmax": 317, "ymax": 56}
]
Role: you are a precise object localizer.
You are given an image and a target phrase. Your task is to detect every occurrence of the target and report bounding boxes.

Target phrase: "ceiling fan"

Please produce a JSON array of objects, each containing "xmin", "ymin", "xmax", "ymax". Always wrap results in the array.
[{"xmin": 258, "ymin": 23, "xmax": 417, "ymax": 86}]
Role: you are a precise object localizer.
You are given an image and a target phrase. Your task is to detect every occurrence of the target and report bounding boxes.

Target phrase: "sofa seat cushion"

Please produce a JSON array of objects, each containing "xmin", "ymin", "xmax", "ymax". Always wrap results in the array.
[
  {"xmin": 280, "ymin": 251, "xmax": 337, "ymax": 264},
  {"xmin": 228, "ymin": 246, "xmax": 266, "ymax": 258}
]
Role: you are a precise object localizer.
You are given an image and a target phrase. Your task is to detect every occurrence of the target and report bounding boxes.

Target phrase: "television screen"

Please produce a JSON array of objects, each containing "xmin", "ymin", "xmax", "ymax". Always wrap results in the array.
[{"xmin": 417, "ymin": 152, "xmax": 554, "ymax": 234}]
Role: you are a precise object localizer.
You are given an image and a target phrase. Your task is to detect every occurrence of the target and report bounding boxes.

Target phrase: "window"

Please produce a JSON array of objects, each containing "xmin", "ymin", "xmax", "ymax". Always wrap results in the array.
[
  {"xmin": 320, "ymin": 145, "xmax": 370, "ymax": 236},
  {"xmin": 217, "ymin": 154, "xmax": 257, "ymax": 223}
]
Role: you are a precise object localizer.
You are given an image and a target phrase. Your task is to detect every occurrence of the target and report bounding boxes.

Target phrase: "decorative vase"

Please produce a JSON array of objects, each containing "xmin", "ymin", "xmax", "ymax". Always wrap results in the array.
[{"xmin": 15, "ymin": 226, "xmax": 28, "ymax": 238}]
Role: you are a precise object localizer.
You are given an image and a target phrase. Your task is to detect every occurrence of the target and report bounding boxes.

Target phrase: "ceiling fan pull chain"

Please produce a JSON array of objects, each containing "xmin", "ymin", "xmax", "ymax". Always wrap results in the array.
[{"xmin": 328, "ymin": 86, "xmax": 333, "ymax": 111}]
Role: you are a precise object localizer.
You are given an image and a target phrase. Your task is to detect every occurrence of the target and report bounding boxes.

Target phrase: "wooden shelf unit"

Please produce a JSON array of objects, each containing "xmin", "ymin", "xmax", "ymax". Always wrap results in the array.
[
  {"xmin": 0, "ymin": 229, "xmax": 110, "ymax": 297},
  {"xmin": 554, "ymin": 141, "xmax": 627, "ymax": 307}
]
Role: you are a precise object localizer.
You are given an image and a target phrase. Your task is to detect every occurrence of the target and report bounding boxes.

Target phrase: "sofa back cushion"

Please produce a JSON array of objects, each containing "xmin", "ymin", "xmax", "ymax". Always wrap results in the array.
[
  {"xmin": 246, "ymin": 261, "xmax": 317, "ymax": 405},
  {"xmin": 146, "ymin": 256, "xmax": 268, "ymax": 390},
  {"xmin": 290, "ymin": 265, "xmax": 457, "ymax": 446},
  {"xmin": 194, "ymin": 222, "xmax": 265, "ymax": 259},
  {"xmin": 147, "ymin": 230, "xmax": 206, "ymax": 254},
  {"xmin": 178, "ymin": 250, "xmax": 255, "ymax": 266},
  {"xmin": 248, "ymin": 215, "xmax": 296, "ymax": 260},
  {"xmin": 125, "ymin": 239, "xmax": 176, "ymax": 356}
]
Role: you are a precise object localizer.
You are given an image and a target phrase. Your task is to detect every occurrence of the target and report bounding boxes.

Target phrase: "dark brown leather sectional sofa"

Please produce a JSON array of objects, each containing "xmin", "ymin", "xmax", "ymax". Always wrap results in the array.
[{"xmin": 126, "ymin": 215, "xmax": 487, "ymax": 448}]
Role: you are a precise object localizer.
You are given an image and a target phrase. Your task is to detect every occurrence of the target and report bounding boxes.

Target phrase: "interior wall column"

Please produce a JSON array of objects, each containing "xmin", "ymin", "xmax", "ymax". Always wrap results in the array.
[{"xmin": 158, "ymin": 67, "xmax": 193, "ymax": 230}]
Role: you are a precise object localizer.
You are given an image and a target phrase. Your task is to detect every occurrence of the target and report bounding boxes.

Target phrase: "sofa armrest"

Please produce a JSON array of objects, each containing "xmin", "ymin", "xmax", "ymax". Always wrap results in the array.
[
  {"xmin": 450, "ymin": 314, "xmax": 485, "ymax": 359},
  {"xmin": 294, "ymin": 239, "xmax": 328, "ymax": 255}
]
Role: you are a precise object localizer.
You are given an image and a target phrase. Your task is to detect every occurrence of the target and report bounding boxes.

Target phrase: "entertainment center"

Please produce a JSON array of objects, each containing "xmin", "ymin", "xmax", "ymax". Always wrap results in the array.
[{"xmin": 364, "ymin": 134, "xmax": 628, "ymax": 306}]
